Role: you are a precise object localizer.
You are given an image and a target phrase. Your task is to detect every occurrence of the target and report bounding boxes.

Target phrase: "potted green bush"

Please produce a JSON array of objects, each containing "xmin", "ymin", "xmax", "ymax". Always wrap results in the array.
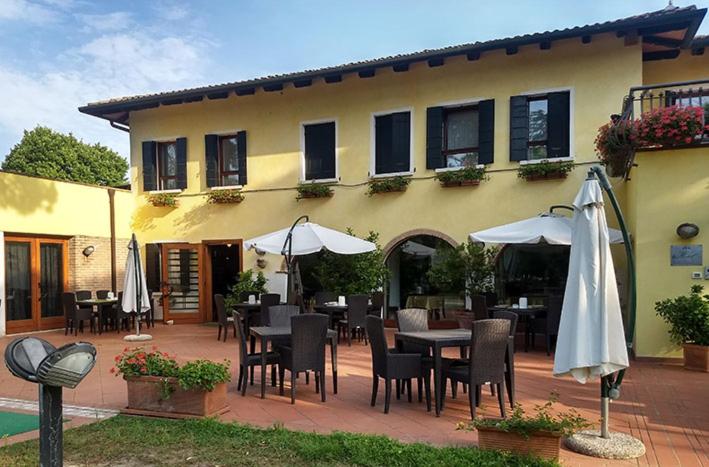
[
  {"xmin": 458, "ymin": 394, "xmax": 589, "ymax": 461},
  {"xmin": 113, "ymin": 347, "xmax": 231, "ymax": 418},
  {"xmin": 595, "ymin": 119, "xmax": 638, "ymax": 178},
  {"xmin": 435, "ymin": 166, "xmax": 487, "ymax": 187},
  {"xmin": 224, "ymin": 269, "xmax": 268, "ymax": 311},
  {"xmin": 207, "ymin": 189, "xmax": 244, "ymax": 204},
  {"xmin": 367, "ymin": 176, "xmax": 410, "ymax": 196},
  {"xmin": 148, "ymin": 192, "xmax": 178, "ymax": 207},
  {"xmin": 296, "ymin": 183, "xmax": 334, "ymax": 200},
  {"xmin": 517, "ymin": 160, "xmax": 574, "ymax": 181},
  {"xmin": 655, "ymin": 285, "xmax": 709, "ymax": 372}
]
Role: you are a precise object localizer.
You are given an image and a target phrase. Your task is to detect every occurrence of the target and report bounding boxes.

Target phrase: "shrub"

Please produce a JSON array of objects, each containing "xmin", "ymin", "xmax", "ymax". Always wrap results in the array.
[
  {"xmin": 207, "ymin": 189, "xmax": 244, "ymax": 204},
  {"xmin": 178, "ymin": 359, "xmax": 231, "ymax": 392},
  {"xmin": 427, "ymin": 240, "xmax": 497, "ymax": 297},
  {"xmin": 148, "ymin": 193, "xmax": 178, "ymax": 207},
  {"xmin": 224, "ymin": 269, "xmax": 268, "ymax": 311},
  {"xmin": 637, "ymin": 105, "xmax": 707, "ymax": 147},
  {"xmin": 517, "ymin": 160, "xmax": 575, "ymax": 180},
  {"xmin": 435, "ymin": 166, "xmax": 487, "ymax": 186},
  {"xmin": 655, "ymin": 285, "xmax": 709, "ymax": 346},
  {"xmin": 367, "ymin": 176, "xmax": 410, "ymax": 196},
  {"xmin": 296, "ymin": 183, "xmax": 334, "ymax": 200}
]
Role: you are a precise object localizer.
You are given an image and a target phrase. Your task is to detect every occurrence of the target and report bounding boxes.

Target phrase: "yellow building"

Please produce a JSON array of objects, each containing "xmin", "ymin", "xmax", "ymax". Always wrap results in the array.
[{"xmin": 1, "ymin": 6, "xmax": 704, "ymax": 357}]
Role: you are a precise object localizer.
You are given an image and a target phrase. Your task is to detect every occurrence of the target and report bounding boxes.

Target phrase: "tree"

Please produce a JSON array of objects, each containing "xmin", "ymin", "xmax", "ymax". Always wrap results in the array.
[
  {"xmin": 427, "ymin": 240, "xmax": 498, "ymax": 298},
  {"xmin": 2, "ymin": 126, "xmax": 128, "ymax": 187},
  {"xmin": 313, "ymin": 229, "xmax": 389, "ymax": 296}
]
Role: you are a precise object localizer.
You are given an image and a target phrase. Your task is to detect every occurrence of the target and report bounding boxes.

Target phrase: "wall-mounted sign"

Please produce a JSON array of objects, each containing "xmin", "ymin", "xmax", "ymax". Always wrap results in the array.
[{"xmin": 670, "ymin": 245, "xmax": 703, "ymax": 266}]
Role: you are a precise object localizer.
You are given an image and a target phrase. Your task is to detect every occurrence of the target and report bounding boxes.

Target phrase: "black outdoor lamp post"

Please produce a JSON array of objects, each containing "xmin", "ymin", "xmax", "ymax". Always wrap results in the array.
[{"xmin": 4, "ymin": 337, "xmax": 96, "ymax": 467}]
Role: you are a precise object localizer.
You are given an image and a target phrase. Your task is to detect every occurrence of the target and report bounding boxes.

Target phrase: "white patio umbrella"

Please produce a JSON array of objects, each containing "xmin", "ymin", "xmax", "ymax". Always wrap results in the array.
[
  {"xmin": 244, "ymin": 216, "xmax": 376, "ymax": 297},
  {"xmin": 122, "ymin": 234, "xmax": 152, "ymax": 341},
  {"xmin": 469, "ymin": 211, "xmax": 624, "ymax": 245}
]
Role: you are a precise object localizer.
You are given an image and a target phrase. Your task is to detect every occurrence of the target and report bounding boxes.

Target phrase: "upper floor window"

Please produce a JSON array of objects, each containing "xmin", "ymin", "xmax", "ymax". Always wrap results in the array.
[
  {"xmin": 205, "ymin": 132, "xmax": 247, "ymax": 188},
  {"xmin": 141, "ymin": 138, "xmax": 187, "ymax": 192},
  {"xmin": 510, "ymin": 91, "xmax": 570, "ymax": 162},
  {"xmin": 373, "ymin": 110, "xmax": 411, "ymax": 176},
  {"xmin": 444, "ymin": 105, "xmax": 479, "ymax": 167},
  {"xmin": 303, "ymin": 121, "xmax": 336, "ymax": 181}
]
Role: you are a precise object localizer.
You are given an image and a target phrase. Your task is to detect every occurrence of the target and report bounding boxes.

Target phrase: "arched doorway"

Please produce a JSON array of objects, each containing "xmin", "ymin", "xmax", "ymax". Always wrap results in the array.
[
  {"xmin": 495, "ymin": 244, "xmax": 570, "ymax": 303},
  {"xmin": 384, "ymin": 231, "xmax": 457, "ymax": 317}
]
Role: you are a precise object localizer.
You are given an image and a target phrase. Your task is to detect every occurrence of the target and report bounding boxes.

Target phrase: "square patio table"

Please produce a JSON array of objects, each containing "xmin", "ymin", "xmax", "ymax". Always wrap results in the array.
[
  {"xmin": 394, "ymin": 329, "xmax": 471, "ymax": 416},
  {"xmin": 77, "ymin": 298, "xmax": 117, "ymax": 335},
  {"xmin": 489, "ymin": 305, "xmax": 546, "ymax": 352},
  {"xmin": 249, "ymin": 326, "xmax": 339, "ymax": 399}
]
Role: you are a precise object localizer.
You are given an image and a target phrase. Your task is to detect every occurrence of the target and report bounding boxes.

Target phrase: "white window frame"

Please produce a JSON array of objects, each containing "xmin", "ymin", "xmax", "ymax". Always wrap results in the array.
[
  {"xmin": 299, "ymin": 118, "xmax": 339, "ymax": 183},
  {"xmin": 145, "ymin": 136, "xmax": 183, "ymax": 194},
  {"xmin": 434, "ymin": 96, "xmax": 492, "ymax": 168},
  {"xmin": 369, "ymin": 107, "xmax": 414, "ymax": 178},
  {"xmin": 207, "ymin": 129, "xmax": 246, "ymax": 190},
  {"xmin": 517, "ymin": 86, "xmax": 575, "ymax": 162}
]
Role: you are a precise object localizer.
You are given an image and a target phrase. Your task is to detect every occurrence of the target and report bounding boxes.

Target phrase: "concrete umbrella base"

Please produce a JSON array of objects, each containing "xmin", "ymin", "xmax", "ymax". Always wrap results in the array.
[
  {"xmin": 123, "ymin": 334, "xmax": 153, "ymax": 342},
  {"xmin": 565, "ymin": 430, "xmax": 645, "ymax": 459}
]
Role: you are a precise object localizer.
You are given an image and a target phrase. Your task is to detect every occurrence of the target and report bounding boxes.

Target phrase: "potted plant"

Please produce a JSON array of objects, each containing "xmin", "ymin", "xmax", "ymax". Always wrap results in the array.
[
  {"xmin": 435, "ymin": 166, "xmax": 487, "ymax": 187},
  {"xmin": 224, "ymin": 269, "xmax": 268, "ymax": 311},
  {"xmin": 367, "ymin": 176, "xmax": 410, "ymax": 196},
  {"xmin": 296, "ymin": 183, "xmax": 334, "ymax": 200},
  {"xmin": 458, "ymin": 394, "xmax": 589, "ymax": 461},
  {"xmin": 517, "ymin": 160, "xmax": 575, "ymax": 181},
  {"xmin": 207, "ymin": 189, "xmax": 244, "ymax": 204},
  {"xmin": 148, "ymin": 192, "xmax": 178, "ymax": 207},
  {"xmin": 638, "ymin": 105, "xmax": 707, "ymax": 148},
  {"xmin": 113, "ymin": 347, "xmax": 231, "ymax": 418},
  {"xmin": 595, "ymin": 118, "xmax": 639, "ymax": 178},
  {"xmin": 655, "ymin": 285, "xmax": 709, "ymax": 372}
]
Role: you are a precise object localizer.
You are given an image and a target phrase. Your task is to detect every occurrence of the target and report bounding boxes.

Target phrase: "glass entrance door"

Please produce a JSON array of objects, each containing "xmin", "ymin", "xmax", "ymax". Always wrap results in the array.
[
  {"xmin": 4, "ymin": 236, "xmax": 67, "ymax": 333},
  {"xmin": 162, "ymin": 244, "xmax": 202, "ymax": 323}
]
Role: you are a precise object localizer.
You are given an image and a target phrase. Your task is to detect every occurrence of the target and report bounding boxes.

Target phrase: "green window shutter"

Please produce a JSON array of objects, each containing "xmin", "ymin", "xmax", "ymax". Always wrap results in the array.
[
  {"xmin": 547, "ymin": 91, "xmax": 570, "ymax": 159},
  {"xmin": 236, "ymin": 131, "xmax": 247, "ymax": 186},
  {"xmin": 426, "ymin": 107, "xmax": 445, "ymax": 169},
  {"xmin": 304, "ymin": 122, "xmax": 336, "ymax": 180},
  {"xmin": 205, "ymin": 134, "xmax": 219, "ymax": 187},
  {"xmin": 391, "ymin": 112, "xmax": 411, "ymax": 173},
  {"xmin": 141, "ymin": 141, "xmax": 157, "ymax": 191},
  {"xmin": 175, "ymin": 137, "xmax": 188, "ymax": 189},
  {"xmin": 477, "ymin": 99, "xmax": 495, "ymax": 165},
  {"xmin": 509, "ymin": 95, "xmax": 529, "ymax": 161}
]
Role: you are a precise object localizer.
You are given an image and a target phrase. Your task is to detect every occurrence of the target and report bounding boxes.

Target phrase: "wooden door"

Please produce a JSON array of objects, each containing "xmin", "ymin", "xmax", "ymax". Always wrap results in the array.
[
  {"xmin": 161, "ymin": 243, "xmax": 203, "ymax": 323},
  {"xmin": 4, "ymin": 236, "xmax": 67, "ymax": 333}
]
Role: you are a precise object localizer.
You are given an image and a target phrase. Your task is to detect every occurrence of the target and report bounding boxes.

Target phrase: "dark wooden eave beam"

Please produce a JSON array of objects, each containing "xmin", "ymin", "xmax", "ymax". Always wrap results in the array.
[
  {"xmin": 392, "ymin": 63, "xmax": 409, "ymax": 72},
  {"xmin": 427, "ymin": 57, "xmax": 444, "ymax": 67},
  {"xmin": 581, "ymin": 35, "xmax": 592, "ymax": 44},
  {"xmin": 358, "ymin": 69, "xmax": 375, "ymax": 78},
  {"xmin": 691, "ymin": 47, "xmax": 705, "ymax": 56},
  {"xmin": 466, "ymin": 52, "xmax": 480, "ymax": 61},
  {"xmin": 324, "ymin": 74, "xmax": 342, "ymax": 83},
  {"xmin": 263, "ymin": 83, "xmax": 284, "ymax": 92},
  {"xmin": 643, "ymin": 49, "xmax": 681, "ymax": 61},
  {"xmin": 539, "ymin": 40, "xmax": 551, "ymax": 50},
  {"xmin": 643, "ymin": 35, "xmax": 683, "ymax": 48},
  {"xmin": 235, "ymin": 87, "xmax": 255, "ymax": 96},
  {"xmin": 207, "ymin": 91, "xmax": 230, "ymax": 100},
  {"xmin": 622, "ymin": 30, "xmax": 639, "ymax": 46},
  {"xmin": 293, "ymin": 79, "xmax": 312, "ymax": 88},
  {"xmin": 506, "ymin": 46, "xmax": 518, "ymax": 55},
  {"xmin": 184, "ymin": 95, "xmax": 204, "ymax": 103},
  {"xmin": 161, "ymin": 98, "xmax": 184, "ymax": 106}
]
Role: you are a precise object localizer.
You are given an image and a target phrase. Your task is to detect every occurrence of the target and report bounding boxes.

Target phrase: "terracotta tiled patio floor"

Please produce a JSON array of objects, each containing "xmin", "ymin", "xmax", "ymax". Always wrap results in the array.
[{"xmin": 0, "ymin": 324, "xmax": 706, "ymax": 466}]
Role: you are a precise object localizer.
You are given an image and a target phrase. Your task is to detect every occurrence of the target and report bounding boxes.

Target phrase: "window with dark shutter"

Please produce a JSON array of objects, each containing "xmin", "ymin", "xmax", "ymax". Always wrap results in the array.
[
  {"xmin": 547, "ymin": 92, "xmax": 570, "ymax": 159},
  {"xmin": 217, "ymin": 134, "xmax": 240, "ymax": 186},
  {"xmin": 426, "ymin": 107, "xmax": 444, "ymax": 169},
  {"xmin": 175, "ymin": 137, "xmax": 187, "ymax": 189},
  {"xmin": 236, "ymin": 131, "xmax": 247, "ymax": 186},
  {"xmin": 374, "ymin": 111, "xmax": 411, "ymax": 175},
  {"xmin": 304, "ymin": 122, "xmax": 336, "ymax": 181},
  {"xmin": 509, "ymin": 95, "xmax": 529, "ymax": 161},
  {"xmin": 157, "ymin": 141, "xmax": 178, "ymax": 190},
  {"xmin": 477, "ymin": 99, "xmax": 495, "ymax": 165},
  {"xmin": 142, "ymin": 141, "xmax": 157, "ymax": 191},
  {"xmin": 510, "ymin": 91, "xmax": 571, "ymax": 161},
  {"xmin": 205, "ymin": 134, "xmax": 219, "ymax": 188}
]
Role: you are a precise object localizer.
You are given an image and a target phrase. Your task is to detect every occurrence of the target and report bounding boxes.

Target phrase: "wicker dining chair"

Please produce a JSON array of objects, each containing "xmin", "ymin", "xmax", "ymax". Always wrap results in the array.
[
  {"xmin": 96, "ymin": 290, "xmax": 110, "ymax": 299},
  {"xmin": 214, "ymin": 294, "xmax": 236, "ymax": 342},
  {"xmin": 441, "ymin": 319, "xmax": 510, "ymax": 420},
  {"xmin": 471, "ymin": 295, "xmax": 489, "ymax": 320},
  {"xmin": 266, "ymin": 305, "xmax": 301, "ymax": 328},
  {"xmin": 370, "ymin": 291, "xmax": 385, "ymax": 316},
  {"xmin": 491, "ymin": 309, "xmax": 519, "ymax": 408},
  {"xmin": 314, "ymin": 291, "xmax": 337, "ymax": 306},
  {"xmin": 529, "ymin": 295, "xmax": 563, "ymax": 355},
  {"xmin": 366, "ymin": 316, "xmax": 431, "ymax": 413},
  {"xmin": 394, "ymin": 308, "xmax": 432, "ymax": 402},
  {"xmin": 234, "ymin": 312, "xmax": 280, "ymax": 396},
  {"xmin": 278, "ymin": 314, "xmax": 328, "ymax": 404},
  {"xmin": 63, "ymin": 292, "xmax": 94, "ymax": 335},
  {"xmin": 338, "ymin": 294, "xmax": 369, "ymax": 346}
]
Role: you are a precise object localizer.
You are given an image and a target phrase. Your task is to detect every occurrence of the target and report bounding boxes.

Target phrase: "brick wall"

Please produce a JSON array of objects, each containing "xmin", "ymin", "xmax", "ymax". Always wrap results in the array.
[{"xmin": 68, "ymin": 235, "xmax": 129, "ymax": 293}]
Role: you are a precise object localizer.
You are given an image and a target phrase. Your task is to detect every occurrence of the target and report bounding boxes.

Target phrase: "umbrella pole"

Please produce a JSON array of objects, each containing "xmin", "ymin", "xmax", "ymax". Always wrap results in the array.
[
  {"xmin": 600, "ymin": 375, "xmax": 610, "ymax": 439},
  {"xmin": 132, "ymin": 234, "xmax": 141, "ymax": 337},
  {"xmin": 281, "ymin": 215, "xmax": 309, "ymax": 302}
]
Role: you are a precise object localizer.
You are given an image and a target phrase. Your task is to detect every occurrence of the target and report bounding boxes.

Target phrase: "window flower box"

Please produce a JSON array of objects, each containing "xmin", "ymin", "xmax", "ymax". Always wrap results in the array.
[
  {"xmin": 296, "ymin": 183, "xmax": 334, "ymax": 200},
  {"xmin": 367, "ymin": 176, "xmax": 410, "ymax": 196},
  {"xmin": 148, "ymin": 193, "xmax": 178, "ymax": 207},
  {"xmin": 435, "ymin": 166, "xmax": 487, "ymax": 188},
  {"xmin": 518, "ymin": 160, "xmax": 574, "ymax": 181},
  {"xmin": 207, "ymin": 189, "xmax": 244, "ymax": 204}
]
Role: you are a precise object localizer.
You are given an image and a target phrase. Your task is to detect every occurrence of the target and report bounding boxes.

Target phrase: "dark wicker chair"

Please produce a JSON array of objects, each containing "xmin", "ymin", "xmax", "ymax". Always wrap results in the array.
[
  {"xmin": 114, "ymin": 292, "xmax": 133, "ymax": 332},
  {"xmin": 442, "ymin": 319, "xmax": 510, "ymax": 419},
  {"xmin": 214, "ymin": 294, "xmax": 236, "ymax": 342},
  {"xmin": 278, "ymin": 314, "xmax": 328, "ymax": 404},
  {"xmin": 62, "ymin": 292, "xmax": 76, "ymax": 335},
  {"xmin": 266, "ymin": 305, "xmax": 301, "ymax": 328},
  {"xmin": 258, "ymin": 293, "xmax": 281, "ymax": 325},
  {"xmin": 314, "ymin": 291, "xmax": 337, "ymax": 306},
  {"xmin": 530, "ymin": 295, "xmax": 563, "ymax": 355},
  {"xmin": 471, "ymin": 295, "xmax": 489, "ymax": 320},
  {"xmin": 370, "ymin": 291, "xmax": 385, "ymax": 316},
  {"xmin": 338, "ymin": 294, "xmax": 369, "ymax": 346},
  {"xmin": 394, "ymin": 308, "xmax": 432, "ymax": 402},
  {"xmin": 96, "ymin": 290, "xmax": 110, "ymax": 299},
  {"xmin": 366, "ymin": 316, "xmax": 431, "ymax": 413},
  {"xmin": 234, "ymin": 312, "xmax": 280, "ymax": 396},
  {"xmin": 491, "ymin": 309, "xmax": 519, "ymax": 408},
  {"xmin": 63, "ymin": 292, "xmax": 94, "ymax": 335}
]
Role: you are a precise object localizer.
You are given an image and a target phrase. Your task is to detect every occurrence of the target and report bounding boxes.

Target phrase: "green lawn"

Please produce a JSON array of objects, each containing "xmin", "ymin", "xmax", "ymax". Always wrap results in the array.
[{"xmin": 0, "ymin": 415, "xmax": 556, "ymax": 466}]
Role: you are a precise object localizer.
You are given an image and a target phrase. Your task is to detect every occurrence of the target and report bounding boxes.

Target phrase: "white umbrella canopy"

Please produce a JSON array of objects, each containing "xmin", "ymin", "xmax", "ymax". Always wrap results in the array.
[
  {"xmin": 244, "ymin": 222, "xmax": 376, "ymax": 256},
  {"xmin": 469, "ymin": 212, "xmax": 624, "ymax": 245},
  {"xmin": 553, "ymin": 179, "xmax": 629, "ymax": 383},
  {"xmin": 122, "ymin": 235, "xmax": 151, "ymax": 315}
]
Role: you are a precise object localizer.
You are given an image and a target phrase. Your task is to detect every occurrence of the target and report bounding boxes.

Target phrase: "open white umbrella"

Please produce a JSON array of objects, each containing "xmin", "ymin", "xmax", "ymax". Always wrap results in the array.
[
  {"xmin": 469, "ymin": 210, "xmax": 624, "ymax": 245},
  {"xmin": 244, "ymin": 216, "xmax": 376, "ymax": 297},
  {"xmin": 122, "ymin": 234, "xmax": 152, "ymax": 341}
]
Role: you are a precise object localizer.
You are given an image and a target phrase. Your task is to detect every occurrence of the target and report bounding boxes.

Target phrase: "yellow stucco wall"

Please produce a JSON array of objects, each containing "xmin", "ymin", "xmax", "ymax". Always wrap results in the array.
[
  {"xmin": 127, "ymin": 34, "xmax": 641, "ymax": 253},
  {"xmin": 0, "ymin": 171, "xmax": 133, "ymax": 239},
  {"xmin": 643, "ymin": 49, "xmax": 709, "ymax": 84}
]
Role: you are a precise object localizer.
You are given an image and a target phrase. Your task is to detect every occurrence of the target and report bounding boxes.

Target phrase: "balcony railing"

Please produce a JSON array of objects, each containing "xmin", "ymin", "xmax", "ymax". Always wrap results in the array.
[{"xmin": 621, "ymin": 78, "xmax": 709, "ymax": 120}]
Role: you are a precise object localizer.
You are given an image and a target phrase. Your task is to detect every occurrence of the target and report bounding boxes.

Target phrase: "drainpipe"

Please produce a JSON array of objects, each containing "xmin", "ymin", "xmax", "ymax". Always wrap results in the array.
[{"xmin": 108, "ymin": 189, "xmax": 117, "ymax": 293}]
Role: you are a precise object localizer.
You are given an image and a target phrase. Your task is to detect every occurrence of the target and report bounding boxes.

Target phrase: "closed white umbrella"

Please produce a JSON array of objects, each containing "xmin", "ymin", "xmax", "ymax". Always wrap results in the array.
[
  {"xmin": 122, "ymin": 234, "xmax": 151, "ymax": 341},
  {"xmin": 469, "ymin": 212, "xmax": 624, "ymax": 245},
  {"xmin": 553, "ymin": 180, "xmax": 628, "ymax": 383}
]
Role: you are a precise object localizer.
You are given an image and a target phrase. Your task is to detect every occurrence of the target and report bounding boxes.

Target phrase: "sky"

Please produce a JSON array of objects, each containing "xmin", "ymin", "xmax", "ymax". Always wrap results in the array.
[{"xmin": 0, "ymin": 0, "xmax": 707, "ymax": 161}]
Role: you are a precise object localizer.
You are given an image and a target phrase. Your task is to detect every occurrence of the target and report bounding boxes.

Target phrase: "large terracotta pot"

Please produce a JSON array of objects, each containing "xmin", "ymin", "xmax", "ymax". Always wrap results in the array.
[
  {"xmin": 124, "ymin": 376, "xmax": 228, "ymax": 418},
  {"xmin": 477, "ymin": 425, "xmax": 561, "ymax": 460},
  {"xmin": 683, "ymin": 343, "xmax": 709, "ymax": 372}
]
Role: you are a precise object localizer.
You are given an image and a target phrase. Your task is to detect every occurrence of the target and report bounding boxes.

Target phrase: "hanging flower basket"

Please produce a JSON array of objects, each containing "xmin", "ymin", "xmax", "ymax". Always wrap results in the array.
[
  {"xmin": 595, "ymin": 119, "xmax": 638, "ymax": 178},
  {"xmin": 367, "ymin": 176, "xmax": 410, "ymax": 196},
  {"xmin": 517, "ymin": 161, "xmax": 574, "ymax": 181},
  {"xmin": 207, "ymin": 189, "xmax": 244, "ymax": 204}
]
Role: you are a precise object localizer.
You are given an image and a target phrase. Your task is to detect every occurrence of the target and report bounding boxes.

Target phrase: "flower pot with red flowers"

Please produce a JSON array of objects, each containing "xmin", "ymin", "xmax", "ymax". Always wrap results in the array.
[
  {"xmin": 457, "ymin": 393, "xmax": 589, "ymax": 461},
  {"xmin": 638, "ymin": 105, "xmax": 707, "ymax": 148},
  {"xmin": 595, "ymin": 119, "xmax": 639, "ymax": 178},
  {"xmin": 655, "ymin": 285, "xmax": 709, "ymax": 372},
  {"xmin": 114, "ymin": 347, "xmax": 231, "ymax": 418}
]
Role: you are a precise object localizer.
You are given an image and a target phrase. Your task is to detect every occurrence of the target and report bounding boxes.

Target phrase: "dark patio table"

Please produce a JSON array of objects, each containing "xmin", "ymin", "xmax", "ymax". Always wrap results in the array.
[
  {"xmin": 249, "ymin": 326, "xmax": 339, "ymax": 399},
  {"xmin": 394, "ymin": 329, "xmax": 471, "ymax": 416},
  {"xmin": 77, "ymin": 298, "xmax": 117, "ymax": 334},
  {"xmin": 489, "ymin": 305, "xmax": 546, "ymax": 352},
  {"xmin": 312, "ymin": 304, "xmax": 347, "ymax": 328}
]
